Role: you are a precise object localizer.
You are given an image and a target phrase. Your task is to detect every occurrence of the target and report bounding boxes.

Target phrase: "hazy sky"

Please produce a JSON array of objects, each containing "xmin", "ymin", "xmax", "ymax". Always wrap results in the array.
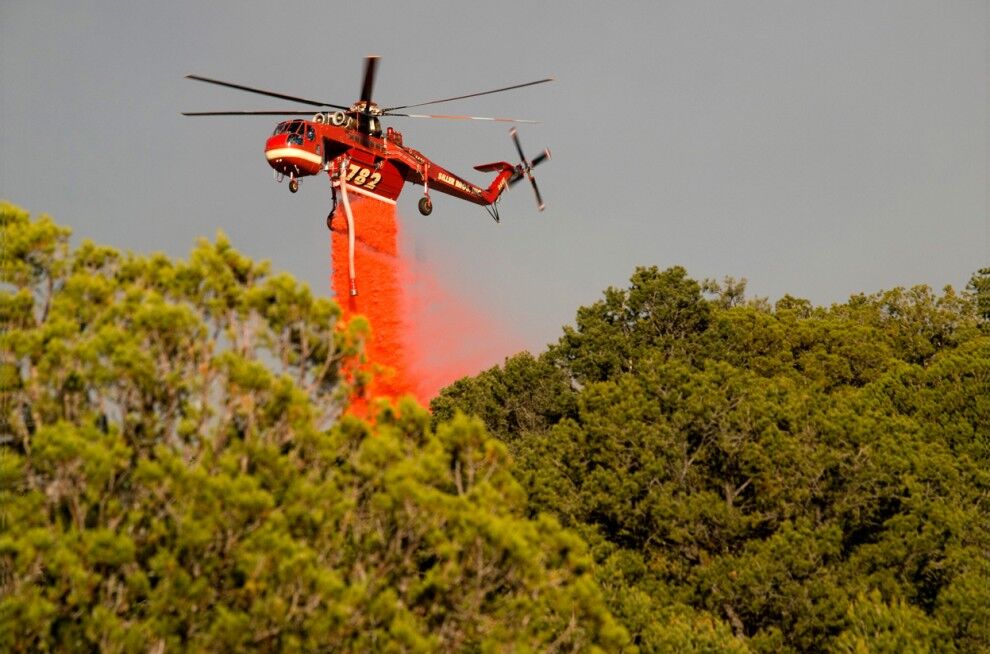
[{"xmin": 2, "ymin": 1, "xmax": 987, "ymax": 352}]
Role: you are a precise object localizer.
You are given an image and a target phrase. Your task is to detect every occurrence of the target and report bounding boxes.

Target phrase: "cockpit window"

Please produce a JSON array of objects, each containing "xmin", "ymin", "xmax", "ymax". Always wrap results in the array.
[
  {"xmin": 306, "ymin": 126, "xmax": 315, "ymax": 141},
  {"xmin": 274, "ymin": 121, "xmax": 309, "ymax": 136}
]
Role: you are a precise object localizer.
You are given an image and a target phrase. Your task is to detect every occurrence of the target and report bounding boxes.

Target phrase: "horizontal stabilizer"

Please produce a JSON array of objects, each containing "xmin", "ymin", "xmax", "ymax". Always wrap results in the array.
[{"xmin": 474, "ymin": 161, "xmax": 515, "ymax": 173}]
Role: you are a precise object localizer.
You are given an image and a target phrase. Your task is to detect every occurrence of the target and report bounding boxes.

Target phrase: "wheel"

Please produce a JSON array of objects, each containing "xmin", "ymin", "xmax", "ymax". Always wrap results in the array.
[
  {"xmin": 418, "ymin": 196, "xmax": 433, "ymax": 216},
  {"xmin": 289, "ymin": 179, "xmax": 299, "ymax": 193},
  {"xmin": 326, "ymin": 211, "xmax": 334, "ymax": 230}
]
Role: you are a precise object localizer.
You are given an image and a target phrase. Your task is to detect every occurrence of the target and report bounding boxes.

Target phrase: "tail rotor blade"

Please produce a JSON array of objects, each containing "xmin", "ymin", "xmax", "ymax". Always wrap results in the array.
[
  {"xmin": 507, "ymin": 128, "xmax": 548, "ymax": 211},
  {"xmin": 510, "ymin": 127, "xmax": 528, "ymax": 165},
  {"xmin": 530, "ymin": 177, "xmax": 545, "ymax": 211}
]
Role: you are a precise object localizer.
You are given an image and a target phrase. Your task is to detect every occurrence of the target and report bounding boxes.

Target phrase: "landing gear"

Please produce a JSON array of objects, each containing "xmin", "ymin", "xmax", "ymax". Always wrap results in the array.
[
  {"xmin": 418, "ymin": 196, "xmax": 433, "ymax": 216},
  {"xmin": 419, "ymin": 164, "xmax": 432, "ymax": 216},
  {"xmin": 289, "ymin": 178, "xmax": 299, "ymax": 193}
]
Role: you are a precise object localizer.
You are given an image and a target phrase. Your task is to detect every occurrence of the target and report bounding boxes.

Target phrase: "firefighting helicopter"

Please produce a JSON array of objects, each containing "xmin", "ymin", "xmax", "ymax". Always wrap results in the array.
[
  {"xmin": 183, "ymin": 56, "xmax": 552, "ymax": 220},
  {"xmin": 183, "ymin": 56, "xmax": 552, "ymax": 295}
]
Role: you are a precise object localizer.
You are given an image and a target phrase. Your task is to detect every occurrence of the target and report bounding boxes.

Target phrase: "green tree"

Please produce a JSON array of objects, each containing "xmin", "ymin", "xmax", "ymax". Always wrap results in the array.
[
  {"xmin": 1, "ymin": 203, "xmax": 630, "ymax": 652},
  {"xmin": 435, "ymin": 265, "xmax": 990, "ymax": 652},
  {"xmin": 832, "ymin": 590, "xmax": 946, "ymax": 653},
  {"xmin": 967, "ymin": 267, "xmax": 990, "ymax": 322}
]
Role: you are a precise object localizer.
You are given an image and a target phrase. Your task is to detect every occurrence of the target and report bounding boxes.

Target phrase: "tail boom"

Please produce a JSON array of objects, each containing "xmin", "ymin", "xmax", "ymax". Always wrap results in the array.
[
  {"xmin": 418, "ymin": 161, "xmax": 516, "ymax": 207},
  {"xmin": 474, "ymin": 161, "xmax": 517, "ymax": 205}
]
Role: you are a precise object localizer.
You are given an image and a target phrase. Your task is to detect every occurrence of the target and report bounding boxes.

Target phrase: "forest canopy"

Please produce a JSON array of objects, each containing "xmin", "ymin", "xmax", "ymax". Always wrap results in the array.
[
  {"xmin": 433, "ymin": 266, "xmax": 990, "ymax": 652},
  {"xmin": 0, "ymin": 203, "xmax": 626, "ymax": 652},
  {"xmin": 3, "ymin": 201, "xmax": 989, "ymax": 652}
]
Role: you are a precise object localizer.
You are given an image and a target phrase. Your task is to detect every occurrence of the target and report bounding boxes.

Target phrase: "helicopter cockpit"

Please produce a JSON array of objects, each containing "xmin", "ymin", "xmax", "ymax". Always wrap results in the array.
[{"xmin": 273, "ymin": 120, "xmax": 316, "ymax": 145}]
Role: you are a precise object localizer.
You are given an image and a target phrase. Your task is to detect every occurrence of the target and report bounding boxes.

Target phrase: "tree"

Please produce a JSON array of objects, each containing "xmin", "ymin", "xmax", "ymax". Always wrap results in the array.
[
  {"xmin": 1, "ymin": 203, "xmax": 630, "ymax": 652},
  {"xmin": 967, "ymin": 268, "xmax": 990, "ymax": 323},
  {"xmin": 435, "ymin": 265, "xmax": 990, "ymax": 652}
]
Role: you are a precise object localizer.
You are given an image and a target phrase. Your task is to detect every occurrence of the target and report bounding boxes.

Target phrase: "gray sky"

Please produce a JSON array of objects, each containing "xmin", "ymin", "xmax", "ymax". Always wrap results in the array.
[{"xmin": 2, "ymin": 1, "xmax": 988, "ymax": 353}]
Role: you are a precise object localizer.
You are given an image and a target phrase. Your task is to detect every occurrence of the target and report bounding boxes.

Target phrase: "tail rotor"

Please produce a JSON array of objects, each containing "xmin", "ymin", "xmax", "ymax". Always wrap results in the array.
[{"xmin": 508, "ymin": 128, "xmax": 551, "ymax": 211}]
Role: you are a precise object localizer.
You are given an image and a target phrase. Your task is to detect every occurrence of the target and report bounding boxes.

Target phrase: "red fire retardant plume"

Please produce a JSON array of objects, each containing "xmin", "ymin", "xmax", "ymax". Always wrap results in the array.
[{"xmin": 330, "ymin": 198, "xmax": 522, "ymax": 413}]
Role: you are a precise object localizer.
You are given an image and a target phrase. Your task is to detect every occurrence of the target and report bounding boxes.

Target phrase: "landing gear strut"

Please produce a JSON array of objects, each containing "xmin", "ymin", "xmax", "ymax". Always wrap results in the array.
[
  {"xmin": 419, "ymin": 164, "xmax": 432, "ymax": 216},
  {"xmin": 418, "ymin": 196, "xmax": 433, "ymax": 216}
]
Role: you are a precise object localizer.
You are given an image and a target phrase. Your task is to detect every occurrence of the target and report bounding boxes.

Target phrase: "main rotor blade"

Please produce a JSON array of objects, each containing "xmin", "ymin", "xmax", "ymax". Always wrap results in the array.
[
  {"xmin": 359, "ymin": 56, "xmax": 379, "ymax": 109},
  {"xmin": 384, "ymin": 112, "xmax": 538, "ymax": 124},
  {"xmin": 384, "ymin": 77, "xmax": 554, "ymax": 112},
  {"xmin": 185, "ymin": 74, "xmax": 349, "ymax": 110},
  {"xmin": 182, "ymin": 110, "xmax": 320, "ymax": 116}
]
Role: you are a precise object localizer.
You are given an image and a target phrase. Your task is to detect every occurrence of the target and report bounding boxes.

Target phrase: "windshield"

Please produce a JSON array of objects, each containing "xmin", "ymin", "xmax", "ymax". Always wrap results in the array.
[{"xmin": 272, "ymin": 120, "xmax": 305, "ymax": 136}]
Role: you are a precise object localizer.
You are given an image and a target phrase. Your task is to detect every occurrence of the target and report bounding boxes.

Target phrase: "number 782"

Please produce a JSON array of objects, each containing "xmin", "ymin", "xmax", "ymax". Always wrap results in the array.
[{"xmin": 344, "ymin": 164, "xmax": 382, "ymax": 190}]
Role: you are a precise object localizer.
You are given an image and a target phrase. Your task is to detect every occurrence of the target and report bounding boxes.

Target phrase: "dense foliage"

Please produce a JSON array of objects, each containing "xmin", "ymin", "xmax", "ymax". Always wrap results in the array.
[
  {"xmin": 5, "ymin": 200, "xmax": 988, "ymax": 652},
  {"xmin": 0, "ymin": 203, "xmax": 628, "ymax": 652},
  {"xmin": 434, "ymin": 266, "xmax": 990, "ymax": 652}
]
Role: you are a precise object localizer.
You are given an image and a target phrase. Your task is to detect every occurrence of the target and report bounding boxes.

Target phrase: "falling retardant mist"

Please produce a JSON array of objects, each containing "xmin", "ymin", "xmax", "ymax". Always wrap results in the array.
[{"xmin": 330, "ymin": 198, "xmax": 523, "ymax": 413}]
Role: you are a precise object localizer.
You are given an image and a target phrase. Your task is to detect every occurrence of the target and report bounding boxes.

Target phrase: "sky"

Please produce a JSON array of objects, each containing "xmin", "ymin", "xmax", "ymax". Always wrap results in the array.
[{"xmin": 2, "ymin": 1, "xmax": 988, "ymax": 354}]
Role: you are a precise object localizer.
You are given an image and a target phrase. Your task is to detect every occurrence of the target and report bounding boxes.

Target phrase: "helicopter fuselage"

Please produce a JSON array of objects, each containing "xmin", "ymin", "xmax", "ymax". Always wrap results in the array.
[{"xmin": 264, "ymin": 115, "xmax": 516, "ymax": 207}]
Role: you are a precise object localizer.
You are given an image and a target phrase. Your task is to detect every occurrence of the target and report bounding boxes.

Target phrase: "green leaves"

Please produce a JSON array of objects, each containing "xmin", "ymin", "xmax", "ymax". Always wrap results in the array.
[
  {"xmin": 968, "ymin": 268, "xmax": 990, "ymax": 323},
  {"xmin": 436, "ymin": 264, "xmax": 990, "ymax": 652},
  {"xmin": 1, "ymin": 204, "xmax": 629, "ymax": 652},
  {"xmin": 7, "ymin": 204, "xmax": 987, "ymax": 651},
  {"xmin": 833, "ymin": 590, "xmax": 947, "ymax": 653},
  {"xmin": 549, "ymin": 266, "xmax": 711, "ymax": 384},
  {"xmin": 0, "ymin": 202, "xmax": 71, "ymax": 291}
]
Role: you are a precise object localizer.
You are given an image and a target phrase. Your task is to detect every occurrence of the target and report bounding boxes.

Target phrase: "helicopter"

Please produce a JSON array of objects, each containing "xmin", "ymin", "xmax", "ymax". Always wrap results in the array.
[
  {"xmin": 184, "ymin": 56, "xmax": 551, "ymax": 295},
  {"xmin": 184, "ymin": 56, "xmax": 552, "ymax": 218}
]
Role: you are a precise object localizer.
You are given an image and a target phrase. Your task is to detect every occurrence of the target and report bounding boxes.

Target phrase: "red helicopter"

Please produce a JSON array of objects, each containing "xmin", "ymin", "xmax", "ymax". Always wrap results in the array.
[{"xmin": 184, "ymin": 56, "xmax": 552, "ymax": 294}]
